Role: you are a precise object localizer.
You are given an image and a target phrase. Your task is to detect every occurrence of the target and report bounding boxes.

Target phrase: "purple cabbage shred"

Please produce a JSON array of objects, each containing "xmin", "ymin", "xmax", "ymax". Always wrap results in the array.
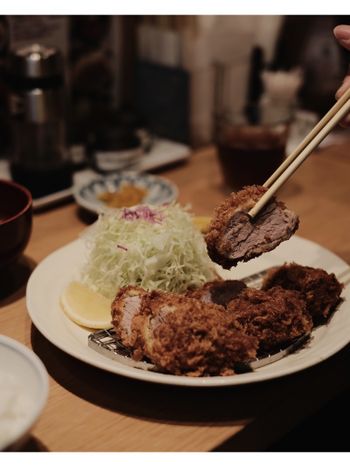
[{"xmin": 121, "ymin": 206, "xmax": 163, "ymax": 224}]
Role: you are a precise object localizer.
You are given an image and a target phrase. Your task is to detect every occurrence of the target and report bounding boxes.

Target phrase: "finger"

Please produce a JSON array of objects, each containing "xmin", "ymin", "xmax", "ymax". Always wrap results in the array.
[
  {"xmin": 335, "ymin": 74, "xmax": 350, "ymax": 99},
  {"xmin": 336, "ymin": 75, "xmax": 350, "ymax": 126},
  {"xmin": 334, "ymin": 25, "xmax": 350, "ymax": 50}
]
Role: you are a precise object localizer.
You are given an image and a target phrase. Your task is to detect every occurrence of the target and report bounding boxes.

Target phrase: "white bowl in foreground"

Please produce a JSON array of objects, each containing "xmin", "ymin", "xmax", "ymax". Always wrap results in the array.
[{"xmin": 0, "ymin": 335, "xmax": 48, "ymax": 451}]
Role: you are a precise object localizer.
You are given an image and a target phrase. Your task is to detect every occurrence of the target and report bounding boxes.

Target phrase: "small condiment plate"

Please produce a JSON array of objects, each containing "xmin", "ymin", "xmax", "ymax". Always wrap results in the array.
[{"xmin": 73, "ymin": 171, "xmax": 178, "ymax": 214}]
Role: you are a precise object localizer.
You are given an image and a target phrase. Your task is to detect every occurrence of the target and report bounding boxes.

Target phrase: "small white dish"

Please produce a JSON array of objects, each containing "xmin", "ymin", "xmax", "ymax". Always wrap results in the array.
[
  {"xmin": 0, "ymin": 335, "xmax": 49, "ymax": 451},
  {"xmin": 73, "ymin": 171, "xmax": 178, "ymax": 214}
]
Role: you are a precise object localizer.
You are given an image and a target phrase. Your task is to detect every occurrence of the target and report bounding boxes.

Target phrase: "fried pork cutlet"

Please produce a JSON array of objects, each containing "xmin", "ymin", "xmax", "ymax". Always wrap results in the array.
[
  {"xmin": 134, "ymin": 291, "xmax": 258, "ymax": 376},
  {"xmin": 262, "ymin": 263, "xmax": 343, "ymax": 323},
  {"xmin": 227, "ymin": 286, "xmax": 313, "ymax": 353},
  {"xmin": 205, "ymin": 185, "xmax": 299, "ymax": 269},
  {"xmin": 186, "ymin": 280, "xmax": 247, "ymax": 307},
  {"xmin": 111, "ymin": 286, "xmax": 148, "ymax": 349}
]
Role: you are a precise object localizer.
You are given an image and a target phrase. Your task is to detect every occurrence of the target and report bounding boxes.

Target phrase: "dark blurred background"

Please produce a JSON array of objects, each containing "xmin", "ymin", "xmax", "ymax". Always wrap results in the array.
[{"xmin": 0, "ymin": 15, "xmax": 349, "ymax": 151}]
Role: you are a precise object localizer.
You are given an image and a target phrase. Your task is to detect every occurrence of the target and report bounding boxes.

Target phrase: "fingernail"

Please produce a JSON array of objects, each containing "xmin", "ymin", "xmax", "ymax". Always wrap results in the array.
[{"xmin": 334, "ymin": 25, "xmax": 350, "ymax": 40}]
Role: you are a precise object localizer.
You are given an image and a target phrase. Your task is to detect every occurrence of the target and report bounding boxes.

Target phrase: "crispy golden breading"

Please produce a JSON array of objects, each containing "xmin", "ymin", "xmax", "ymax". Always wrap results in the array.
[
  {"xmin": 110, "ymin": 262, "xmax": 342, "ymax": 376},
  {"xmin": 205, "ymin": 185, "xmax": 266, "ymax": 251},
  {"xmin": 227, "ymin": 286, "xmax": 313, "ymax": 353},
  {"xmin": 262, "ymin": 263, "xmax": 343, "ymax": 323},
  {"xmin": 133, "ymin": 291, "xmax": 258, "ymax": 376},
  {"xmin": 205, "ymin": 185, "xmax": 299, "ymax": 269}
]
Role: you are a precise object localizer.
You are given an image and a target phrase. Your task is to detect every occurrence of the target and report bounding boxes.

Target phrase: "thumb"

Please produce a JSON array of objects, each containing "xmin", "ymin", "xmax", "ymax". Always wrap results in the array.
[{"xmin": 334, "ymin": 25, "xmax": 350, "ymax": 50}]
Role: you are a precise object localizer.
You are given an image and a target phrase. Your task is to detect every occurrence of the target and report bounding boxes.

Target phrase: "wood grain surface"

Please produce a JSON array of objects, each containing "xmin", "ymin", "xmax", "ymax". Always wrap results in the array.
[{"xmin": 1, "ymin": 143, "xmax": 350, "ymax": 452}]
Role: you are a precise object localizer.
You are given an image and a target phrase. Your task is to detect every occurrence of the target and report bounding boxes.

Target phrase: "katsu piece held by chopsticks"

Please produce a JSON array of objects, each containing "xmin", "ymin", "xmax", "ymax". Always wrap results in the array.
[{"xmin": 205, "ymin": 185, "xmax": 299, "ymax": 269}]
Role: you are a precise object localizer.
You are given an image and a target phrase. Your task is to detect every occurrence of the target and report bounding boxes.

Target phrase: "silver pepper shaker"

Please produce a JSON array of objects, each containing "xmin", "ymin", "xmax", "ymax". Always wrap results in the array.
[{"xmin": 8, "ymin": 44, "xmax": 71, "ymax": 199}]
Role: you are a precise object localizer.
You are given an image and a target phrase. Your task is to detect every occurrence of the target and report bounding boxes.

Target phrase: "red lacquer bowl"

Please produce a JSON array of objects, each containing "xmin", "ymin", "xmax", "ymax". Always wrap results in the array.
[{"xmin": 0, "ymin": 179, "xmax": 32, "ymax": 269}]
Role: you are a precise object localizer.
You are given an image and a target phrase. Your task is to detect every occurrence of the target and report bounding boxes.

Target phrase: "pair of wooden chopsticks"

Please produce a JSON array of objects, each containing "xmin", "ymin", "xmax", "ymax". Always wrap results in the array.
[{"xmin": 249, "ymin": 87, "xmax": 350, "ymax": 218}]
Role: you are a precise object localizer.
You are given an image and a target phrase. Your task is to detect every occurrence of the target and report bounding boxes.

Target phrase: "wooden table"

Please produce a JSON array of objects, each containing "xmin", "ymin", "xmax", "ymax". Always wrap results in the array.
[{"xmin": 2, "ymin": 142, "xmax": 350, "ymax": 452}]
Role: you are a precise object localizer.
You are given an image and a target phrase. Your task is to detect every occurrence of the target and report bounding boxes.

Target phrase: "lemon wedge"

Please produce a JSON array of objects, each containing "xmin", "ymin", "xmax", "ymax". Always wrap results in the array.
[
  {"xmin": 192, "ymin": 216, "xmax": 212, "ymax": 233},
  {"xmin": 60, "ymin": 281, "xmax": 112, "ymax": 329}
]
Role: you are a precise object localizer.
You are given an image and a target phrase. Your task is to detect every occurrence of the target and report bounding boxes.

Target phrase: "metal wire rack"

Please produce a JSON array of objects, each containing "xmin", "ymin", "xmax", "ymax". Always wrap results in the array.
[
  {"xmin": 240, "ymin": 268, "xmax": 270, "ymax": 288},
  {"xmin": 88, "ymin": 328, "xmax": 155, "ymax": 371}
]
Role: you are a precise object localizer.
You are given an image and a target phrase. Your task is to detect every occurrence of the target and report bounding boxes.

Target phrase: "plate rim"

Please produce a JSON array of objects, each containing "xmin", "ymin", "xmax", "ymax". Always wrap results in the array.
[
  {"xmin": 73, "ymin": 170, "xmax": 179, "ymax": 214},
  {"xmin": 26, "ymin": 236, "xmax": 350, "ymax": 387}
]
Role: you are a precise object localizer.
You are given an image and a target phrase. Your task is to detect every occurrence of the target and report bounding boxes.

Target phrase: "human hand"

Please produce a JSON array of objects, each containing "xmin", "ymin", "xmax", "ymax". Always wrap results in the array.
[{"xmin": 334, "ymin": 25, "xmax": 350, "ymax": 126}]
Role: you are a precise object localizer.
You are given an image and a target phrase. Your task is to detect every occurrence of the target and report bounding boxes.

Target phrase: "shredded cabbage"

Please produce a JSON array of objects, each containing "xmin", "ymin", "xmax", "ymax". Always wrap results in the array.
[{"xmin": 80, "ymin": 204, "xmax": 216, "ymax": 299}]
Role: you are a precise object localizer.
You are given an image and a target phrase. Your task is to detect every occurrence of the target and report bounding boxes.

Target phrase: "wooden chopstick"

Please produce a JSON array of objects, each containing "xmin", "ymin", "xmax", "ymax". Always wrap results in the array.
[
  {"xmin": 263, "ymin": 86, "xmax": 350, "ymax": 189},
  {"xmin": 249, "ymin": 87, "xmax": 350, "ymax": 219}
]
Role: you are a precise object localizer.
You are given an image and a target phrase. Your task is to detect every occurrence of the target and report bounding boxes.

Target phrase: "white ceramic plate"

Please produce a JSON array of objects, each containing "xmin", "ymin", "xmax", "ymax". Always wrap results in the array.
[
  {"xmin": 26, "ymin": 236, "xmax": 350, "ymax": 387},
  {"xmin": 74, "ymin": 171, "xmax": 178, "ymax": 214}
]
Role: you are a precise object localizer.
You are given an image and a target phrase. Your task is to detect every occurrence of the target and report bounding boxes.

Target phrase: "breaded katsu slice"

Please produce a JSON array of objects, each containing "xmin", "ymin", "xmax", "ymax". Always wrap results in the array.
[
  {"xmin": 111, "ymin": 285, "xmax": 148, "ymax": 349},
  {"xmin": 205, "ymin": 185, "xmax": 299, "ymax": 269},
  {"xmin": 186, "ymin": 280, "xmax": 247, "ymax": 307},
  {"xmin": 227, "ymin": 286, "xmax": 313, "ymax": 353},
  {"xmin": 262, "ymin": 263, "xmax": 343, "ymax": 323},
  {"xmin": 135, "ymin": 291, "xmax": 258, "ymax": 376}
]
